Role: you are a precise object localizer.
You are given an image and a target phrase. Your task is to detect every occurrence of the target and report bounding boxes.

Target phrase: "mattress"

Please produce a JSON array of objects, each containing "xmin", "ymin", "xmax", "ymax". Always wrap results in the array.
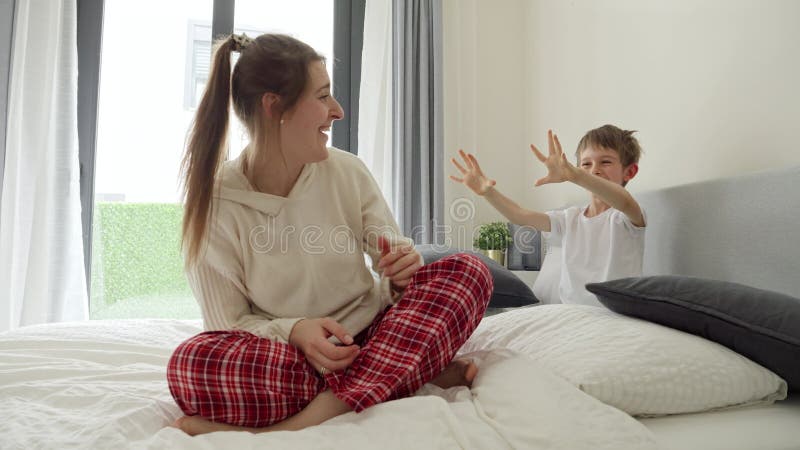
[
  {"xmin": 641, "ymin": 395, "xmax": 800, "ymax": 450},
  {"xmin": 3, "ymin": 317, "xmax": 797, "ymax": 449},
  {"xmin": 0, "ymin": 318, "xmax": 661, "ymax": 449}
]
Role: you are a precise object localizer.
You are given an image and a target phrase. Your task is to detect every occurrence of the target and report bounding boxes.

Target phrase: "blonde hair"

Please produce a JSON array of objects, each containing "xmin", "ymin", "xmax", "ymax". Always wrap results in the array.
[{"xmin": 575, "ymin": 124, "xmax": 642, "ymax": 167}]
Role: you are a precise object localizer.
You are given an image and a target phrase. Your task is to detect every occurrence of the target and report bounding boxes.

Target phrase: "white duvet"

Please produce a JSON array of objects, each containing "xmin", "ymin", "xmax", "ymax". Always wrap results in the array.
[{"xmin": 0, "ymin": 319, "xmax": 661, "ymax": 449}]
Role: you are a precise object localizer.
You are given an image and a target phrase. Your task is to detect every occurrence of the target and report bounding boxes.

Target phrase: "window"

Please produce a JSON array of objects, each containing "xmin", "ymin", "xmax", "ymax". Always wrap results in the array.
[
  {"xmin": 86, "ymin": 0, "xmax": 345, "ymax": 320},
  {"xmin": 184, "ymin": 22, "xmax": 211, "ymax": 110},
  {"xmin": 183, "ymin": 22, "xmax": 266, "ymax": 111},
  {"xmin": 90, "ymin": 0, "xmax": 214, "ymax": 319},
  {"xmin": 229, "ymin": 0, "xmax": 334, "ymax": 159}
]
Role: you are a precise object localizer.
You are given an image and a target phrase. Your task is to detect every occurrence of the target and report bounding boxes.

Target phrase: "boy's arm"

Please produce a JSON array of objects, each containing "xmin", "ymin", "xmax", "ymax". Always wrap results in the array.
[
  {"xmin": 531, "ymin": 130, "xmax": 645, "ymax": 227},
  {"xmin": 569, "ymin": 170, "xmax": 645, "ymax": 227},
  {"xmin": 450, "ymin": 150, "xmax": 551, "ymax": 231},
  {"xmin": 483, "ymin": 186, "xmax": 551, "ymax": 231}
]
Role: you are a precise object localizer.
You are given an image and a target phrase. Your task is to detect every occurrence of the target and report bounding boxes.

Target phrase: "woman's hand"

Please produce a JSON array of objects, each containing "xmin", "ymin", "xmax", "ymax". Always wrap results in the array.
[
  {"xmin": 449, "ymin": 149, "xmax": 496, "ymax": 196},
  {"xmin": 288, "ymin": 318, "xmax": 360, "ymax": 373},
  {"xmin": 377, "ymin": 235, "xmax": 423, "ymax": 291},
  {"xmin": 530, "ymin": 129, "xmax": 579, "ymax": 186}
]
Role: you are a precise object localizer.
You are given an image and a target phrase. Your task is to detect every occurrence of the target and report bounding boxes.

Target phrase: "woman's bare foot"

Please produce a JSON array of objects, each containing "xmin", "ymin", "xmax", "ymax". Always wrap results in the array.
[
  {"xmin": 170, "ymin": 390, "xmax": 352, "ymax": 436},
  {"xmin": 430, "ymin": 358, "xmax": 478, "ymax": 389},
  {"xmin": 172, "ymin": 415, "xmax": 258, "ymax": 436}
]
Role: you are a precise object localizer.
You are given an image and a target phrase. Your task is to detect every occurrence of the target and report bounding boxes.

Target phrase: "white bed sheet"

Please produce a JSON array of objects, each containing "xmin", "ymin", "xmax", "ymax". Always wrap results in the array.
[
  {"xmin": 0, "ymin": 319, "xmax": 661, "ymax": 450},
  {"xmin": 640, "ymin": 395, "xmax": 800, "ymax": 450}
]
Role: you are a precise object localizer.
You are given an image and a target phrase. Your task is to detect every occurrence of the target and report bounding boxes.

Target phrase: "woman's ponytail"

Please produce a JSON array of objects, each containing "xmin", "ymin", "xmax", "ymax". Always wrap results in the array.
[{"xmin": 180, "ymin": 36, "xmax": 236, "ymax": 267}]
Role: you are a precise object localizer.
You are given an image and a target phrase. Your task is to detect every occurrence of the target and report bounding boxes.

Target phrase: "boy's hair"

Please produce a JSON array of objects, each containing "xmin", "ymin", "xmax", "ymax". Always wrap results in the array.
[{"xmin": 575, "ymin": 124, "xmax": 642, "ymax": 167}]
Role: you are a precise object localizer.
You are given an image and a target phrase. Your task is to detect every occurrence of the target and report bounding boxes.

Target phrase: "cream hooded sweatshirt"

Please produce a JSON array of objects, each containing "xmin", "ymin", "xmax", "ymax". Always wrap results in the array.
[{"xmin": 186, "ymin": 148, "xmax": 413, "ymax": 342}]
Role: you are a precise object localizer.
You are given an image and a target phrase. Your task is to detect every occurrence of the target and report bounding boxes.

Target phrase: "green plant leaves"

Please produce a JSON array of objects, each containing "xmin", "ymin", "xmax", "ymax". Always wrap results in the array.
[{"xmin": 474, "ymin": 221, "xmax": 512, "ymax": 250}]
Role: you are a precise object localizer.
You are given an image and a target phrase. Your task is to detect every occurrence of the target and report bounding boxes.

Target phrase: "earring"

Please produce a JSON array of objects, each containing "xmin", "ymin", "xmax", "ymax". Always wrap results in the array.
[{"xmin": 280, "ymin": 119, "xmax": 285, "ymax": 125}]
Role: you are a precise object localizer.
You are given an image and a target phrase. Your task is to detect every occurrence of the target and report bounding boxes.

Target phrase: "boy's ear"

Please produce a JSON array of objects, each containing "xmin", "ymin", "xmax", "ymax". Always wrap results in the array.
[
  {"xmin": 623, "ymin": 163, "xmax": 639, "ymax": 183},
  {"xmin": 260, "ymin": 93, "xmax": 282, "ymax": 120}
]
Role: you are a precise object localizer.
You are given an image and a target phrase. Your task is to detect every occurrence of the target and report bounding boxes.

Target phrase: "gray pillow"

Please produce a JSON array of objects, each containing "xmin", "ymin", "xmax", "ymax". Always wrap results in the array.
[
  {"xmin": 586, "ymin": 276, "xmax": 800, "ymax": 392},
  {"xmin": 416, "ymin": 245, "xmax": 539, "ymax": 308}
]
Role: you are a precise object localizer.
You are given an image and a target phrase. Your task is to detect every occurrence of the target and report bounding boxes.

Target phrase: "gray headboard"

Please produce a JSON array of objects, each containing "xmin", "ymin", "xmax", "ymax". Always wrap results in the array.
[{"xmin": 638, "ymin": 165, "xmax": 800, "ymax": 298}]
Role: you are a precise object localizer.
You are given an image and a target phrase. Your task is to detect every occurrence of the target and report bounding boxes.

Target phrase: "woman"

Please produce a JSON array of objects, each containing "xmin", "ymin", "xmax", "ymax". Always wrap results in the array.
[{"xmin": 168, "ymin": 32, "xmax": 492, "ymax": 435}]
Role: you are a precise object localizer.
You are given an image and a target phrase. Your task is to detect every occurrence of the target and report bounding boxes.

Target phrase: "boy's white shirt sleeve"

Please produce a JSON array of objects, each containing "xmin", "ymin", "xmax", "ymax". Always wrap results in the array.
[
  {"xmin": 543, "ymin": 210, "xmax": 567, "ymax": 247},
  {"xmin": 615, "ymin": 207, "xmax": 647, "ymax": 235},
  {"xmin": 545, "ymin": 207, "xmax": 645, "ymax": 241}
]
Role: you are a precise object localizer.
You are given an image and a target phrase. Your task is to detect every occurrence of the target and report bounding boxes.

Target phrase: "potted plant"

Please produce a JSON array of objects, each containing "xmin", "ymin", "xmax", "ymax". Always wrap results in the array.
[{"xmin": 474, "ymin": 221, "xmax": 512, "ymax": 266}]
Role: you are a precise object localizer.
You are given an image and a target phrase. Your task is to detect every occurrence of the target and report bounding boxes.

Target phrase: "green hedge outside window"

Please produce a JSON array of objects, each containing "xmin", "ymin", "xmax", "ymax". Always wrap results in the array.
[{"xmin": 90, "ymin": 203, "xmax": 199, "ymax": 319}]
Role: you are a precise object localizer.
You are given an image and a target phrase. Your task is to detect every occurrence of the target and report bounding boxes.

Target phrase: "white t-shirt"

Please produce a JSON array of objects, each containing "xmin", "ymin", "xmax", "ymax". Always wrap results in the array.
[{"xmin": 532, "ymin": 206, "xmax": 646, "ymax": 306}]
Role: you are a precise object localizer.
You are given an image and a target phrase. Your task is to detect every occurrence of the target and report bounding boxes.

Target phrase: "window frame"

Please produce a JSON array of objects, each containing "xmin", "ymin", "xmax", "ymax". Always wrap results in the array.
[
  {"xmin": 183, "ymin": 21, "xmax": 212, "ymax": 110},
  {"xmin": 77, "ymin": 0, "xmax": 105, "ymax": 295},
  {"xmin": 332, "ymin": 0, "xmax": 365, "ymax": 155},
  {"xmin": 76, "ymin": 0, "xmax": 363, "ymax": 300}
]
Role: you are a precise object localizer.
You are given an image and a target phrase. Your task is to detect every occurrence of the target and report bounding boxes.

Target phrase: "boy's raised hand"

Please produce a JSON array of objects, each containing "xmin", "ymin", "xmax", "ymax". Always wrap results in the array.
[
  {"xmin": 530, "ymin": 130, "xmax": 578, "ymax": 186},
  {"xmin": 449, "ymin": 149, "xmax": 496, "ymax": 196}
]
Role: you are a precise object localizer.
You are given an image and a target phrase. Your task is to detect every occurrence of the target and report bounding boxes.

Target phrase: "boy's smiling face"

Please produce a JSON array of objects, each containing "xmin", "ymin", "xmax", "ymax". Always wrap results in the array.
[{"xmin": 578, "ymin": 146, "xmax": 638, "ymax": 187}]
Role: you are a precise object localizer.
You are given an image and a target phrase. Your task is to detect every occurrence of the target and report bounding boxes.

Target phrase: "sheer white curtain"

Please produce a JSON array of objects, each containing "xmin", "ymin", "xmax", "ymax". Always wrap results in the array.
[
  {"xmin": 359, "ymin": 0, "xmax": 444, "ymax": 244},
  {"xmin": 357, "ymin": 0, "xmax": 395, "ymax": 213},
  {"xmin": 0, "ymin": 0, "xmax": 87, "ymax": 331}
]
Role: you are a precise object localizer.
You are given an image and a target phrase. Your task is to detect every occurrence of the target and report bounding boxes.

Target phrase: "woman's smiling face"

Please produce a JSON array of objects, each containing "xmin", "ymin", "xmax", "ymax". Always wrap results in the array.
[{"xmin": 280, "ymin": 60, "xmax": 344, "ymax": 163}]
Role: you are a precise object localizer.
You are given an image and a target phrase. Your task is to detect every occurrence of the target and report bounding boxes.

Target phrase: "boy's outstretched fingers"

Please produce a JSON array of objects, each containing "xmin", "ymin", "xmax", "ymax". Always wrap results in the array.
[
  {"xmin": 467, "ymin": 153, "xmax": 483, "ymax": 172},
  {"xmin": 453, "ymin": 152, "xmax": 468, "ymax": 170},
  {"xmin": 530, "ymin": 143, "xmax": 546, "ymax": 162},
  {"xmin": 553, "ymin": 132, "xmax": 563, "ymax": 154},
  {"xmin": 547, "ymin": 129, "xmax": 564, "ymax": 157},
  {"xmin": 449, "ymin": 149, "xmax": 473, "ymax": 182},
  {"xmin": 450, "ymin": 157, "xmax": 466, "ymax": 182},
  {"xmin": 448, "ymin": 149, "xmax": 496, "ymax": 195}
]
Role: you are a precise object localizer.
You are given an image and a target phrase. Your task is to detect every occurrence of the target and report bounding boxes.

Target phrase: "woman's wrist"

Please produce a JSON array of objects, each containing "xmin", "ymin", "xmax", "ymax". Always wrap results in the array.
[{"xmin": 288, "ymin": 318, "xmax": 307, "ymax": 347}]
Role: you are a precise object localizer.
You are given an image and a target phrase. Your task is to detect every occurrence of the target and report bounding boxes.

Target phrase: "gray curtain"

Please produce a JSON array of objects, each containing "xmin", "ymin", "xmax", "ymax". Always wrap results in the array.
[
  {"xmin": 332, "ymin": 0, "xmax": 366, "ymax": 154},
  {"xmin": 392, "ymin": 0, "xmax": 443, "ymax": 245},
  {"xmin": 0, "ymin": 0, "xmax": 16, "ymax": 209}
]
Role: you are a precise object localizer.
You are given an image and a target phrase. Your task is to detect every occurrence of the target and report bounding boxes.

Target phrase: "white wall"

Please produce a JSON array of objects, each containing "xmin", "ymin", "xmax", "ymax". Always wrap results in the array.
[
  {"xmin": 443, "ymin": 0, "xmax": 800, "ymax": 231},
  {"xmin": 442, "ymin": 0, "xmax": 529, "ymax": 248}
]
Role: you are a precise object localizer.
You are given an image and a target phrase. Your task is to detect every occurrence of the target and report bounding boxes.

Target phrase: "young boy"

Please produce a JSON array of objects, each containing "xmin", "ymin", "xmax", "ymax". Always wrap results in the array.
[{"xmin": 449, "ymin": 125, "xmax": 645, "ymax": 306}]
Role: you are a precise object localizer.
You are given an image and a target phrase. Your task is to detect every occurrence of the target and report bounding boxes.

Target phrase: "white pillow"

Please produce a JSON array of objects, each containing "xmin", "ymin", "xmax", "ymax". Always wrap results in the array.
[
  {"xmin": 460, "ymin": 304, "xmax": 788, "ymax": 416},
  {"xmin": 449, "ymin": 349, "xmax": 661, "ymax": 449}
]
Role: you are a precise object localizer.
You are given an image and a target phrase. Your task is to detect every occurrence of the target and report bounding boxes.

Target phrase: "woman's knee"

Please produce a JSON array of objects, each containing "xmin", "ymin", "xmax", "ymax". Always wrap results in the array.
[
  {"xmin": 441, "ymin": 252, "xmax": 492, "ymax": 285},
  {"xmin": 169, "ymin": 330, "xmax": 247, "ymax": 364},
  {"xmin": 167, "ymin": 331, "xmax": 264, "ymax": 397},
  {"xmin": 425, "ymin": 252, "xmax": 493, "ymax": 308},
  {"xmin": 166, "ymin": 330, "xmax": 307, "ymax": 422}
]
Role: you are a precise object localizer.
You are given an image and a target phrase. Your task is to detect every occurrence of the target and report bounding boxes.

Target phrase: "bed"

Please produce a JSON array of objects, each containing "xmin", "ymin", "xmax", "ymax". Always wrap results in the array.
[
  {"xmin": 1, "ymin": 166, "xmax": 799, "ymax": 449},
  {"xmin": 624, "ymin": 165, "xmax": 800, "ymax": 449}
]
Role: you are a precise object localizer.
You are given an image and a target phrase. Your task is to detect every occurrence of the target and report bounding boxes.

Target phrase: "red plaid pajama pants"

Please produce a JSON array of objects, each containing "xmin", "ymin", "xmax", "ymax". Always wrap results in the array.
[{"xmin": 166, "ymin": 253, "xmax": 492, "ymax": 428}]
